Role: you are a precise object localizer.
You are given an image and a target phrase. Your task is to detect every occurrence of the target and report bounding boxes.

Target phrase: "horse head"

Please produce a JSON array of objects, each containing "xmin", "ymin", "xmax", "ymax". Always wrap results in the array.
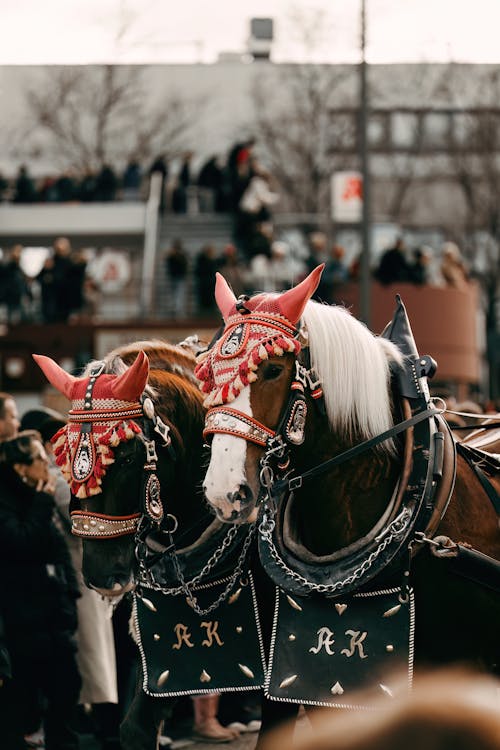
[
  {"xmin": 195, "ymin": 266, "xmax": 403, "ymax": 536},
  {"xmin": 35, "ymin": 341, "xmax": 207, "ymax": 597}
]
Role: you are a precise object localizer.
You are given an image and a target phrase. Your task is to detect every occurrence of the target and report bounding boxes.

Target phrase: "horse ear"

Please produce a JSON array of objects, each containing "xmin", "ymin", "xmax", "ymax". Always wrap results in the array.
[
  {"xmin": 32, "ymin": 354, "xmax": 79, "ymax": 399},
  {"xmin": 278, "ymin": 264, "xmax": 325, "ymax": 324},
  {"xmin": 111, "ymin": 351, "xmax": 149, "ymax": 401},
  {"xmin": 215, "ymin": 272, "xmax": 237, "ymax": 321}
]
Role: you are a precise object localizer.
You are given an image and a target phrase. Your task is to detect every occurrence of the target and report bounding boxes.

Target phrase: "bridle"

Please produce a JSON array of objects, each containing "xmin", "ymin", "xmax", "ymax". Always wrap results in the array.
[{"xmin": 69, "ymin": 361, "xmax": 175, "ymax": 540}]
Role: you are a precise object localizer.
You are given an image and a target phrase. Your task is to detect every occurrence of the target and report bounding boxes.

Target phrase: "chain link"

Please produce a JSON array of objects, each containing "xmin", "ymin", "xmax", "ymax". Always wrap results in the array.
[
  {"xmin": 137, "ymin": 522, "xmax": 256, "ymax": 616},
  {"xmin": 259, "ymin": 507, "xmax": 412, "ymax": 594}
]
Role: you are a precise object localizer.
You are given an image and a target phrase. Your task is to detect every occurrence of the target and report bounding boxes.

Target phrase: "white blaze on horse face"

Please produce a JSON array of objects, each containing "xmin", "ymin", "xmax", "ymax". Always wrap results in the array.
[{"xmin": 203, "ymin": 388, "xmax": 251, "ymax": 518}]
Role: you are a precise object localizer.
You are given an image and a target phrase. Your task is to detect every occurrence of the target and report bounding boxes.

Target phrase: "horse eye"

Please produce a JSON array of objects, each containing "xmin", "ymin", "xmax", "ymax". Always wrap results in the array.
[{"xmin": 263, "ymin": 364, "xmax": 284, "ymax": 380}]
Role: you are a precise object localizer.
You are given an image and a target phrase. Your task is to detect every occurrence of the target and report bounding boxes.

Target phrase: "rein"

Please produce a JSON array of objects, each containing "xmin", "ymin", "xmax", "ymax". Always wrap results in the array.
[{"xmin": 271, "ymin": 405, "xmax": 442, "ymax": 495}]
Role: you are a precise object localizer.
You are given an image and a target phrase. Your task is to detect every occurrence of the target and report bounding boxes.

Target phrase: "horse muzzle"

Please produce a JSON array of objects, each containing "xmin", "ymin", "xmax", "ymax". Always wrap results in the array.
[{"xmin": 206, "ymin": 482, "xmax": 258, "ymax": 525}]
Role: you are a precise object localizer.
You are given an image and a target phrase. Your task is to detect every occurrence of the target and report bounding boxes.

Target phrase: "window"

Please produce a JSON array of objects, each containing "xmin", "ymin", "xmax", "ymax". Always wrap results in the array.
[
  {"xmin": 391, "ymin": 112, "xmax": 418, "ymax": 149},
  {"xmin": 422, "ymin": 112, "xmax": 451, "ymax": 149}
]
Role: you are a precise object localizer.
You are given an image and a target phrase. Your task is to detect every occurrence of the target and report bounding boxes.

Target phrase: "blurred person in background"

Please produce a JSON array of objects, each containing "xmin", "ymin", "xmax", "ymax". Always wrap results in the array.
[
  {"xmin": 149, "ymin": 154, "xmax": 168, "ymax": 213},
  {"xmin": 122, "ymin": 158, "xmax": 142, "ymax": 201},
  {"xmin": 375, "ymin": 236, "xmax": 413, "ymax": 286},
  {"xmin": 21, "ymin": 408, "xmax": 121, "ymax": 749},
  {"xmin": 0, "ymin": 244, "xmax": 33, "ymax": 323},
  {"xmin": 194, "ymin": 243, "xmax": 220, "ymax": 315},
  {"xmin": 321, "ymin": 243, "xmax": 349, "ymax": 303},
  {"xmin": 164, "ymin": 238, "xmax": 189, "ymax": 319},
  {"xmin": 172, "ymin": 151, "xmax": 193, "ymax": 214},
  {"xmin": 217, "ymin": 243, "xmax": 246, "ymax": 298},
  {"xmin": 236, "ymin": 158, "xmax": 280, "ymax": 259},
  {"xmin": 440, "ymin": 241, "xmax": 469, "ymax": 290},
  {"xmin": 0, "ymin": 392, "xmax": 20, "ymax": 441},
  {"xmin": 0, "ymin": 430, "xmax": 81, "ymax": 750},
  {"xmin": 13, "ymin": 164, "xmax": 36, "ymax": 203},
  {"xmin": 260, "ymin": 668, "xmax": 500, "ymax": 750},
  {"xmin": 95, "ymin": 164, "xmax": 118, "ymax": 202}
]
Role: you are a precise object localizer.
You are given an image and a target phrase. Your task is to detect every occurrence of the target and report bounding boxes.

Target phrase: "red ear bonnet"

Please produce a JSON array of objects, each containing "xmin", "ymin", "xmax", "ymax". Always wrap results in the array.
[
  {"xmin": 32, "ymin": 352, "xmax": 147, "ymax": 499},
  {"xmin": 215, "ymin": 272, "xmax": 238, "ymax": 321},
  {"xmin": 277, "ymin": 264, "xmax": 324, "ymax": 324},
  {"xmin": 32, "ymin": 354, "xmax": 79, "ymax": 399},
  {"xmin": 111, "ymin": 351, "xmax": 149, "ymax": 401},
  {"xmin": 195, "ymin": 265, "xmax": 325, "ymax": 407}
]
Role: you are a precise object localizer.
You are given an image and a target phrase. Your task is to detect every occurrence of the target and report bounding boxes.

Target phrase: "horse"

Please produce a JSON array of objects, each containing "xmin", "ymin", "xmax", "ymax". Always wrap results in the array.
[
  {"xmin": 195, "ymin": 266, "xmax": 500, "ymax": 712},
  {"xmin": 34, "ymin": 338, "xmax": 331, "ymax": 749},
  {"xmin": 34, "ymin": 339, "xmax": 233, "ymax": 750}
]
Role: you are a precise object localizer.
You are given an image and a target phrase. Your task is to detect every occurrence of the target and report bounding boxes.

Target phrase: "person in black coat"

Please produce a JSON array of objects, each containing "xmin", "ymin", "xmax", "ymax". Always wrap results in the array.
[{"xmin": 0, "ymin": 431, "xmax": 81, "ymax": 749}]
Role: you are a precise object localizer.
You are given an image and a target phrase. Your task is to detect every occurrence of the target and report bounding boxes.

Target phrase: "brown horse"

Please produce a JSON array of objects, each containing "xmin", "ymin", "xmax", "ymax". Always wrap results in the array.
[
  {"xmin": 34, "ymin": 340, "xmax": 221, "ymax": 750},
  {"xmin": 196, "ymin": 265, "xmax": 500, "ymax": 698}
]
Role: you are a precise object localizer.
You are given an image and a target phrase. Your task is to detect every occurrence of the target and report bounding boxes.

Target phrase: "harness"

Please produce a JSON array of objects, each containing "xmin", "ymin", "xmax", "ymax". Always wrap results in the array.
[
  {"xmin": 203, "ymin": 296, "xmax": 500, "ymax": 597},
  {"xmin": 67, "ymin": 362, "xmax": 175, "ymax": 539}
]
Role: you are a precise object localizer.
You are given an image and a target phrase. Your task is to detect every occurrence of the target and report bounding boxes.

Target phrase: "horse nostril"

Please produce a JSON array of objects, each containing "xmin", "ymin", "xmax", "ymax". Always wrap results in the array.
[{"xmin": 227, "ymin": 483, "xmax": 253, "ymax": 506}]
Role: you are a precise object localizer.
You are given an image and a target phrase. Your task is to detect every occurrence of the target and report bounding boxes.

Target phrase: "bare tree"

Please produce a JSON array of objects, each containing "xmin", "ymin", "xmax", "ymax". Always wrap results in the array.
[
  {"xmin": 251, "ymin": 63, "xmax": 357, "ymax": 213},
  {"xmin": 23, "ymin": 65, "xmax": 202, "ymax": 172}
]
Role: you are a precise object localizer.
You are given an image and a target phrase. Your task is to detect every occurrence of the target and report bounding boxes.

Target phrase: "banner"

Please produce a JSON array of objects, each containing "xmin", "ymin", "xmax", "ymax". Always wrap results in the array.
[{"xmin": 331, "ymin": 171, "xmax": 363, "ymax": 223}]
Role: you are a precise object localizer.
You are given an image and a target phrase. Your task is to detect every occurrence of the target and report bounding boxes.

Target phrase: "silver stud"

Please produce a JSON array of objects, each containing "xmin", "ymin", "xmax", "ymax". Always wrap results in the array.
[
  {"xmin": 279, "ymin": 674, "xmax": 298, "ymax": 689},
  {"xmin": 288, "ymin": 634, "xmax": 296, "ymax": 641},
  {"xmin": 157, "ymin": 670, "xmax": 170, "ymax": 686},
  {"xmin": 286, "ymin": 594, "xmax": 302, "ymax": 612},
  {"xmin": 383, "ymin": 604, "xmax": 401, "ymax": 618},
  {"xmin": 153, "ymin": 634, "xmax": 160, "ymax": 641},
  {"xmin": 330, "ymin": 681, "xmax": 344, "ymax": 695},
  {"xmin": 238, "ymin": 664, "xmax": 254, "ymax": 679},
  {"xmin": 386, "ymin": 644, "xmax": 394, "ymax": 652},
  {"xmin": 141, "ymin": 597, "xmax": 157, "ymax": 612},
  {"xmin": 335, "ymin": 603, "xmax": 347, "ymax": 615},
  {"xmin": 200, "ymin": 670, "xmax": 211, "ymax": 683}
]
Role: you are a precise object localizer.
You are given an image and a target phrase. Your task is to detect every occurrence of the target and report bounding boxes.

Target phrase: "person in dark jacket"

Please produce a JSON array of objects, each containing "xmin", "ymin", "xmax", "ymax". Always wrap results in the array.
[
  {"xmin": 0, "ymin": 430, "xmax": 81, "ymax": 749},
  {"xmin": 375, "ymin": 237, "xmax": 413, "ymax": 286}
]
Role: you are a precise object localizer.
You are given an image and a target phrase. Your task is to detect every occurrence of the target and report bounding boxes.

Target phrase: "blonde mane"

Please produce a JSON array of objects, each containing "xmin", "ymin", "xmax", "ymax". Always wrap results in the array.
[{"xmin": 301, "ymin": 301, "xmax": 403, "ymax": 449}]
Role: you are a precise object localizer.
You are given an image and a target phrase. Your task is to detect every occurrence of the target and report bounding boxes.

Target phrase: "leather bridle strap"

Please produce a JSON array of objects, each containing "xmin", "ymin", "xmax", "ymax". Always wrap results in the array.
[
  {"xmin": 71, "ymin": 510, "xmax": 141, "ymax": 539},
  {"xmin": 272, "ymin": 406, "xmax": 442, "ymax": 494},
  {"xmin": 204, "ymin": 406, "xmax": 275, "ymax": 447}
]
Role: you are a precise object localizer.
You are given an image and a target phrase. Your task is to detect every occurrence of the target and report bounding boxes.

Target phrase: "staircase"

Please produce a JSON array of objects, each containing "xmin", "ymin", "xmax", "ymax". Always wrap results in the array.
[{"xmin": 154, "ymin": 213, "xmax": 234, "ymax": 319}]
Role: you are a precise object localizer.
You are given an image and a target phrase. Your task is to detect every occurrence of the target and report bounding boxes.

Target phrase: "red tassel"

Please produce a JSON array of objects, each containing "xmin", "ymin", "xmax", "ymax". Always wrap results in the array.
[{"xmin": 221, "ymin": 382, "xmax": 230, "ymax": 402}]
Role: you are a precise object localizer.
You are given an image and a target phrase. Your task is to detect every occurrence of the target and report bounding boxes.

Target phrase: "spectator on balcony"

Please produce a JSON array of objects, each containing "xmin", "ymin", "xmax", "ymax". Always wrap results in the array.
[
  {"xmin": 374, "ymin": 237, "xmax": 413, "ymax": 286},
  {"xmin": 95, "ymin": 164, "xmax": 118, "ymax": 202},
  {"xmin": 149, "ymin": 153, "xmax": 169, "ymax": 213},
  {"xmin": 236, "ymin": 160, "xmax": 280, "ymax": 260},
  {"xmin": 38, "ymin": 176, "xmax": 59, "ymax": 202},
  {"xmin": 13, "ymin": 165, "xmax": 37, "ymax": 203},
  {"xmin": 0, "ymin": 244, "xmax": 32, "ymax": 324},
  {"xmin": 122, "ymin": 158, "xmax": 142, "ymax": 201},
  {"xmin": 0, "ymin": 171, "xmax": 9, "ymax": 202},
  {"xmin": 172, "ymin": 151, "xmax": 193, "ymax": 214},
  {"xmin": 78, "ymin": 169, "xmax": 98, "ymax": 202},
  {"xmin": 440, "ymin": 241, "xmax": 469, "ymax": 290},
  {"xmin": 227, "ymin": 138, "xmax": 256, "ymax": 211},
  {"xmin": 197, "ymin": 155, "xmax": 226, "ymax": 212},
  {"xmin": 164, "ymin": 239, "xmax": 189, "ymax": 319},
  {"xmin": 55, "ymin": 170, "xmax": 77, "ymax": 202}
]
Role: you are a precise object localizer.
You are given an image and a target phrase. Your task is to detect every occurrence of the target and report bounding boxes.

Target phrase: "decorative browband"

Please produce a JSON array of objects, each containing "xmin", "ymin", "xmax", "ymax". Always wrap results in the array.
[
  {"xmin": 204, "ymin": 407, "xmax": 276, "ymax": 447},
  {"xmin": 68, "ymin": 405, "xmax": 144, "ymax": 423},
  {"xmin": 71, "ymin": 510, "xmax": 141, "ymax": 539}
]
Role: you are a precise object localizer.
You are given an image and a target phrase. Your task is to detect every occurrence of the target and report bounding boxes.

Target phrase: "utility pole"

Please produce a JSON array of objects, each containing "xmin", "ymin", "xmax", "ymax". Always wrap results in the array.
[{"xmin": 359, "ymin": 0, "xmax": 371, "ymax": 326}]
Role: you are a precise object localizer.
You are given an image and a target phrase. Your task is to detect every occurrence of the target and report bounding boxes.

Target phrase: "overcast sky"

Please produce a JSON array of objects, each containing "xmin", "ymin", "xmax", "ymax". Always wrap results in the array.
[{"xmin": 1, "ymin": 0, "xmax": 500, "ymax": 65}]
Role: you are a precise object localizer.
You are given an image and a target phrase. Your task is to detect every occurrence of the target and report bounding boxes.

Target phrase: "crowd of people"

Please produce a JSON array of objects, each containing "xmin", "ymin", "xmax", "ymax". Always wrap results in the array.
[
  {"xmin": 0, "ymin": 393, "xmax": 262, "ymax": 749},
  {"xmin": 0, "ymin": 237, "xmax": 95, "ymax": 325}
]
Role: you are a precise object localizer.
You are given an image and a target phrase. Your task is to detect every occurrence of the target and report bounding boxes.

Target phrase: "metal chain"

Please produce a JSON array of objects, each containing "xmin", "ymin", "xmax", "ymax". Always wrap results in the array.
[
  {"xmin": 259, "ymin": 507, "xmax": 412, "ymax": 594},
  {"xmin": 138, "ymin": 522, "xmax": 256, "ymax": 616}
]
